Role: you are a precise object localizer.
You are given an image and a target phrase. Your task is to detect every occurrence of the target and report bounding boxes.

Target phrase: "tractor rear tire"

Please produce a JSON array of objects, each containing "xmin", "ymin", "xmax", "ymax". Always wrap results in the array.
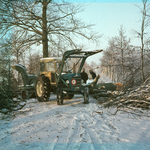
[
  {"xmin": 35, "ymin": 75, "xmax": 51, "ymax": 102},
  {"xmin": 57, "ymin": 88, "xmax": 63, "ymax": 105},
  {"xmin": 63, "ymin": 94, "xmax": 74, "ymax": 99},
  {"xmin": 84, "ymin": 87, "xmax": 89, "ymax": 104}
]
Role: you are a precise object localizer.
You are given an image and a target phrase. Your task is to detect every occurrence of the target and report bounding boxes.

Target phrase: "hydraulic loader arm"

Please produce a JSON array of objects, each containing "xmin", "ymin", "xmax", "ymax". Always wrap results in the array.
[
  {"xmin": 55, "ymin": 49, "xmax": 103, "ymax": 87},
  {"xmin": 55, "ymin": 49, "xmax": 82, "ymax": 86},
  {"xmin": 77, "ymin": 49, "xmax": 103, "ymax": 73}
]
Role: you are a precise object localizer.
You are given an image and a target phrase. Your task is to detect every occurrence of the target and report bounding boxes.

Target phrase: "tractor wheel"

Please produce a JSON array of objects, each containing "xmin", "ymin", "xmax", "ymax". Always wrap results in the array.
[
  {"xmin": 57, "ymin": 88, "xmax": 63, "ymax": 105},
  {"xmin": 63, "ymin": 94, "xmax": 74, "ymax": 99},
  {"xmin": 35, "ymin": 75, "xmax": 51, "ymax": 102},
  {"xmin": 21, "ymin": 90, "xmax": 28, "ymax": 100},
  {"xmin": 84, "ymin": 87, "xmax": 89, "ymax": 104}
]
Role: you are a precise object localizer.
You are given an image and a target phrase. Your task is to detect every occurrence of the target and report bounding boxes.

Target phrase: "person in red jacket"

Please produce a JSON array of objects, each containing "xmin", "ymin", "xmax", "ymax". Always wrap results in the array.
[{"xmin": 80, "ymin": 68, "xmax": 88, "ymax": 84}]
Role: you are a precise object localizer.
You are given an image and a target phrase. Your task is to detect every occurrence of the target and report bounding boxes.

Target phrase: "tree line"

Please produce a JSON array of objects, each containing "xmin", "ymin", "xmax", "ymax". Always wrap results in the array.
[{"xmin": 100, "ymin": 0, "xmax": 150, "ymax": 88}]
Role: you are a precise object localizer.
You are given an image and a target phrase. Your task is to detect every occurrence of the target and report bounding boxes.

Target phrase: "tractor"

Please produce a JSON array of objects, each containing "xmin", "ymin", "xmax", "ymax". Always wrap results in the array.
[{"xmin": 35, "ymin": 49, "xmax": 103, "ymax": 105}]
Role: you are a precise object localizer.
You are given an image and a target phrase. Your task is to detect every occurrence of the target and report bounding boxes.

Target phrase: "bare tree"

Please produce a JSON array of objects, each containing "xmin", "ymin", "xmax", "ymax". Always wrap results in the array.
[
  {"xmin": 134, "ymin": 0, "xmax": 150, "ymax": 82},
  {"xmin": 0, "ymin": 36, "xmax": 11, "ymax": 93},
  {"xmin": 0, "ymin": 0, "xmax": 101, "ymax": 58},
  {"xmin": 100, "ymin": 50, "xmax": 113, "ymax": 79},
  {"xmin": 114, "ymin": 25, "xmax": 130, "ymax": 83},
  {"xmin": 27, "ymin": 51, "xmax": 42, "ymax": 75},
  {"xmin": 100, "ymin": 26, "xmax": 131, "ymax": 84},
  {"xmin": 11, "ymin": 29, "xmax": 27, "ymax": 64}
]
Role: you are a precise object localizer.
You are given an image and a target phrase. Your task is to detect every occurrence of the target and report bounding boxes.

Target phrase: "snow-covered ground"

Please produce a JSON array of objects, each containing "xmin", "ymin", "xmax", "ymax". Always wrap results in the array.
[{"xmin": 0, "ymin": 95, "xmax": 150, "ymax": 150}]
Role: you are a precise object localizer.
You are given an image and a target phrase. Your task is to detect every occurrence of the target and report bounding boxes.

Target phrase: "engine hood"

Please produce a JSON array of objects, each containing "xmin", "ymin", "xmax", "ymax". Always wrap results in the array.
[{"xmin": 61, "ymin": 73, "xmax": 81, "ymax": 79}]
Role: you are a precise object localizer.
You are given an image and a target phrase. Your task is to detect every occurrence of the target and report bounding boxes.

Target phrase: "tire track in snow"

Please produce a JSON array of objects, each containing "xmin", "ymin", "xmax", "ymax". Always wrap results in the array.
[
  {"xmin": 76, "ymin": 99, "xmax": 118, "ymax": 149},
  {"xmin": 64, "ymin": 103, "xmax": 104, "ymax": 150},
  {"xmin": 50, "ymin": 106, "xmax": 84, "ymax": 150},
  {"xmin": 1, "ymin": 95, "xmax": 119, "ymax": 150},
  {"xmin": 85, "ymin": 98, "xmax": 119, "ymax": 142},
  {"xmin": 65, "ymin": 112, "xmax": 85, "ymax": 150},
  {"xmin": 80, "ymin": 112, "xmax": 104, "ymax": 150},
  {"xmin": 96, "ymin": 112, "xmax": 119, "ymax": 142}
]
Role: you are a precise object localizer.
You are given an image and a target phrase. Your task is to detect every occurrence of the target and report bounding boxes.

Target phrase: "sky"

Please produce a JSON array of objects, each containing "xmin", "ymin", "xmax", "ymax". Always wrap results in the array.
[
  {"xmin": 32, "ymin": 0, "xmax": 149, "ymax": 65},
  {"xmin": 70, "ymin": 1, "xmax": 150, "ymax": 64}
]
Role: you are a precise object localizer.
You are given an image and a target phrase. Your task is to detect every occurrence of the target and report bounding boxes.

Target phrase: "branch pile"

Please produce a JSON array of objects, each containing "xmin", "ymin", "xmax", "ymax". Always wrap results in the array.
[
  {"xmin": 0, "ymin": 87, "xmax": 26, "ymax": 114},
  {"xmin": 93, "ymin": 77, "xmax": 150, "ymax": 117}
]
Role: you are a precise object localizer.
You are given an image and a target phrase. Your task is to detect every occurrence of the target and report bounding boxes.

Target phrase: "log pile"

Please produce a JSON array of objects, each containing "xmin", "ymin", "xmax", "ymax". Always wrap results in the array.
[{"xmin": 93, "ymin": 77, "xmax": 150, "ymax": 117}]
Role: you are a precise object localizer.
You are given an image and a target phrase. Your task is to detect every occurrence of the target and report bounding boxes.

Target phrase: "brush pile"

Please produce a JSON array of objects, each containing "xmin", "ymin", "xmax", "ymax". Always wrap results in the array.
[
  {"xmin": 93, "ymin": 77, "xmax": 150, "ymax": 117},
  {"xmin": 0, "ymin": 87, "xmax": 26, "ymax": 114}
]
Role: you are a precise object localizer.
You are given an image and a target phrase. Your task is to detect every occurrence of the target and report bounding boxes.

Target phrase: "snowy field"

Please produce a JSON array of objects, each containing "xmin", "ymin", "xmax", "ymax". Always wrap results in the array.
[{"xmin": 0, "ymin": 95, "xmax": 150, "ymax": 150}]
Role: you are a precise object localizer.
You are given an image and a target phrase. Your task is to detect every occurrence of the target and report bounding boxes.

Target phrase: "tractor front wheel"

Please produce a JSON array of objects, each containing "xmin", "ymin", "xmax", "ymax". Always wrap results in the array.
[
  {"xmin": 57, "ymin": 88, "xmax": 63, "ymax": 105},
  {"xmin": 84, "ymin": 87, "xmax": 89, "ymax": 104},
  {"xmin": 35, "ymin": 75, "xmax": 51, "ymax": 102}
]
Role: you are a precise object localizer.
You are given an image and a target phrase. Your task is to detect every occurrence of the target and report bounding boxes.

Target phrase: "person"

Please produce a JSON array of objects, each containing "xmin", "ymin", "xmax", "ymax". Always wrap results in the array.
[
  {"xmin": 89, "ymin": 70, "xmax": 96, "ymax": 79},
  {"xmin": 80, "ymin": 68, "xmax": 88, "ymax": 84}
]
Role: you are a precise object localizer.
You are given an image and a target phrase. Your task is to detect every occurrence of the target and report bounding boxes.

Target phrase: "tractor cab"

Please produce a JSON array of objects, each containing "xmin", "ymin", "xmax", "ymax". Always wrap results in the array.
[{"xmin": 39, "ymin": 57, "xmax": 68, "ymax": 85}]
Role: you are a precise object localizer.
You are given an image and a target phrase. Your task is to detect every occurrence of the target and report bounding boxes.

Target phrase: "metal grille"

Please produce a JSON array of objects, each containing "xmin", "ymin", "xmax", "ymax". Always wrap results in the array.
[{"xmin": 72, "ymin": 77, "xmax": 81, "ymax": 86}]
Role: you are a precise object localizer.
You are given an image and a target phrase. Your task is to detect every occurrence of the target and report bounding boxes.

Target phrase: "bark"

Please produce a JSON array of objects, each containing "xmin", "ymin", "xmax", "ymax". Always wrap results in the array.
[
  {"xmin": 42, "ymin": 0, "xmax": 48, "ymax": 58},
  {"xmin": 141, "ymin": 3, "xmax": 146, "ymax": 82}
]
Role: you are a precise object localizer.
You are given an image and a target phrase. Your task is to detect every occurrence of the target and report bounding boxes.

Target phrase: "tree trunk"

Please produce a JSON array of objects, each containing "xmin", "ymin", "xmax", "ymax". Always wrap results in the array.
[
  {"xmin": 141, "ymin": 3, "xmax": 146, "ymax": 82},
  {"xmin": 121, "ymin": 48, "xmax": 124, "ymax": 83},
  {"xmin": 42, "ymin": 0, "xmax": 48, "ymax": 58},
  {"xmin": 141, "ymin": 47, "xmax": 145, "ymax": 82},
  {"xmin": 109, "ymin": 65, "xmax": 111, "ymax": 79}
]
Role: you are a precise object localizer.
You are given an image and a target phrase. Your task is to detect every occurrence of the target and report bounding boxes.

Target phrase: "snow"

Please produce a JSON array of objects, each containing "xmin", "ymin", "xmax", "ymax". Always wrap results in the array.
[{"xmin": 0, "ymin": 95, "xmax": 150, "ymax": 150}]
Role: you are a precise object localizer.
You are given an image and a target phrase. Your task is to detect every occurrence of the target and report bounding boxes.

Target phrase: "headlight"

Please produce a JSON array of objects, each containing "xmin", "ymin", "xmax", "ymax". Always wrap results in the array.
[{"xmin": 66, "ymin": 80, "xmax": 69, "ymax": 84}]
